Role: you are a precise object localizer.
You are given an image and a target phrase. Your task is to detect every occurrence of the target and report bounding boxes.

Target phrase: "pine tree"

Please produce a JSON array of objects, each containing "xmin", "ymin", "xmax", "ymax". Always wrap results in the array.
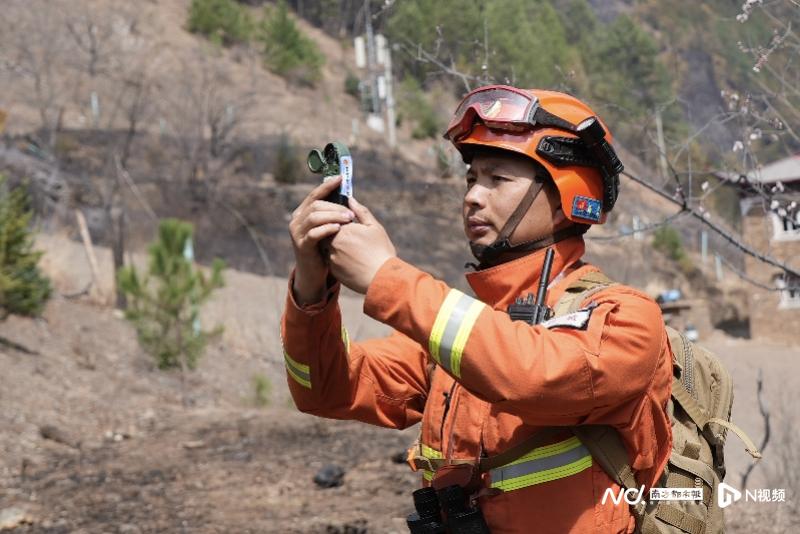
[
  {"xmin": 484, "ymin": 0, "xmax": 575, "ymax": 88},
  {"xmin": 187, "ymin": 0, "xmax": 254, "ymax": 46},
  {"xmin": 258, "ymin": 1, "xmax": 324, "ymax": 86},
  {"xmin": 0, "ymin": 175, "xmax": 51, "ymax": 320},
  {"xmin": 118, "ymin": 219, "xmax": 225, "ymax": 402}
]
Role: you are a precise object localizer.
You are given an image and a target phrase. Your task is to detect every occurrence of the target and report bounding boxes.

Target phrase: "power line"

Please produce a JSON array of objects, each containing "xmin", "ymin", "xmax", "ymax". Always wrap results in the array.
[
  {"xmin": 587, "ymin": 209, "xmax": 688, "ymax": 241},
  {"xmin": 716, "ymin": 252, "xmax": 800, "ymax": 292},
  {"xmin": 621, "ymin": 169, "xmax": 800, "ymax": 280}
]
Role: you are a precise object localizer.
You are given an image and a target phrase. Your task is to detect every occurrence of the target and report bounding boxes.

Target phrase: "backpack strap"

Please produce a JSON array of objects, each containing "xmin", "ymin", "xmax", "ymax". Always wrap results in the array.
[
  {"xmin": 553, "ymin": 270, "xmax": 616, "ymax": 316},
  {"xmin": 569, "ymin": 425, "xmax": 655, "ymax": 531},
  {"xmin": 671, "ymin": 376, "xmax": 762, "ymax": 460},
  {"xmin": 569, "ymin": 425, "xmax": 638, "ymax": 488}
]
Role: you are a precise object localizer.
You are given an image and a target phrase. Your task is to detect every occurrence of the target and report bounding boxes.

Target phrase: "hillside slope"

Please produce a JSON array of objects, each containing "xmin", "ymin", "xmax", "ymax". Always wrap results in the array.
[{"xmin": 0, "ymin": 0, "xmax": 756, "ymax": 331}]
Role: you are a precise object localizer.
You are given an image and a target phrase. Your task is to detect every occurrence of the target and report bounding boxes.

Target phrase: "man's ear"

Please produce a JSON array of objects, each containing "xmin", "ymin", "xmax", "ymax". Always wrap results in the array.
[
  {"xmin": 552, "ymin": 204, "xmax": 570, "ymax": 229},
  {"xmin": 543, "ymin": 180, "xmax": 566, "ymax": 226}
]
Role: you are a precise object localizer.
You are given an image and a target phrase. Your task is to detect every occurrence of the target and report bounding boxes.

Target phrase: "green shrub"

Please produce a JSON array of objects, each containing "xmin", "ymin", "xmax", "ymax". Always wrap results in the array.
[
  {"xmin": 652, "ymin": 225, "xmax": 686, "ymax": 262},
  {"xmin": 584, "ymin": 14, "xmax": 681, "ymax": 153},
  {"xmin": 344, "ymin": 71, "xmax": 361, "ymax": 99},
  {"xmin": 273, "ymin": 133, "xmax": 301, "ymax": 184},
  {"xmin": 258, "ymin": 1, "xmax": 324, "ymax": 86},
  {"xmin": 0, "ymin": 176, "xmax": 51, "ymax": 319},
  {"xmin": 412, "ymin": 108, "xmax": 441, "ymax": 140},
  {"xmin": 398, "ymin": 77, "xmax": 441, "ymax": 140},
  {"xmin": 118, "ymin": 219, "xmax": 225, "ymax": 372},
  {"xmin": 252, "ymin": 373, "xmax": 271, "ymax": 406},
  {"xmin": 188, "ymin": 0, "xmax": 254, "ymax": 46}
]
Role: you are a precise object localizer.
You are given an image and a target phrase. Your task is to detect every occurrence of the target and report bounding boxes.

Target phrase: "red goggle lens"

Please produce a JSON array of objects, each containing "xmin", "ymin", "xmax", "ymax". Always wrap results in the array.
[{"xmin": 446, "ymin": 86, "xmax": 535, "ymax": 140}]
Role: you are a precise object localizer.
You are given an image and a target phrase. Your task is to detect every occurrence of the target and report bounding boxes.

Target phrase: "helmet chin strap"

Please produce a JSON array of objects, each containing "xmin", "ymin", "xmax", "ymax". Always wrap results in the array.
[{"xmin": 468, "ymin": 177, "xmax": 586, "ymax": 269}]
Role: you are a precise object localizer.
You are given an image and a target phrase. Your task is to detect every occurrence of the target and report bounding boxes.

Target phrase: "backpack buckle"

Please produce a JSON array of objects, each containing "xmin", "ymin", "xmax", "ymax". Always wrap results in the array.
[{"xmin": 713, "ymin": 442, "xmax": 726, "ymax": 479}]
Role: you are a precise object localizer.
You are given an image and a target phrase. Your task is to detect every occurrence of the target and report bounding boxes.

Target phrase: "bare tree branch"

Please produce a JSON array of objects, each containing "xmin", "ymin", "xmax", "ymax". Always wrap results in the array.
[
  {"xmin": 214, "ymin": 198, "xmax": 274, "ymax": 276},
  {"xmin": 741, "ymin": 368, "xmax": 770, "ymax": 490},
  {"xmin": 396, "ymin": 39, "xmax": 476, "ymax": 93},
  {"xmin": 715, "ymin": 252, "xmax": 798, "ymax": 291},
  {"xmin": 114, "ymin": 155, "xmax": 157, "ymax": 221}
]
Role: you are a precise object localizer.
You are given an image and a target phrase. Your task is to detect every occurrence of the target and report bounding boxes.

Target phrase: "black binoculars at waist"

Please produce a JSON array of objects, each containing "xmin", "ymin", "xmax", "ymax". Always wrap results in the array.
[{"xmin": 406, "ymin": 485, "xmax": 491, "ymax": 534}]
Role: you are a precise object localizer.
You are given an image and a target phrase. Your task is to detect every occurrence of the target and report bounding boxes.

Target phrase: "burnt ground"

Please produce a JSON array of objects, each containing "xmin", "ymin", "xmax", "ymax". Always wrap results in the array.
[{"xmin": 6, "ymin": 408, "xmax": 417, "ymax": 533}]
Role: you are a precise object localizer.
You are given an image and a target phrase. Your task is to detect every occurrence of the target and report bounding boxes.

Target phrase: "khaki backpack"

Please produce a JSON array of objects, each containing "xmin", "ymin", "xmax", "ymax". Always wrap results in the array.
[{"xmin": 554, "ymin": 271, "xmax": 763, "ymax": 534}]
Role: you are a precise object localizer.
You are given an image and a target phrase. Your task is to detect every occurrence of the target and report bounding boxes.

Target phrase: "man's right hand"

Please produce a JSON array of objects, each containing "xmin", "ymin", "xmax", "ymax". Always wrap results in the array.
[{"xmin": 288, "ymin": 175, "xmax": 355, "ymax": 306}]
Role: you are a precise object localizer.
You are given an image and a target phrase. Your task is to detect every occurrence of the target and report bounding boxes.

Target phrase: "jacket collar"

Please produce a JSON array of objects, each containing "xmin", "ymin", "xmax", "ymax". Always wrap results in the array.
[{"xmin": 465, "ymin": 236, "xmax": 590, "ymax": 309}]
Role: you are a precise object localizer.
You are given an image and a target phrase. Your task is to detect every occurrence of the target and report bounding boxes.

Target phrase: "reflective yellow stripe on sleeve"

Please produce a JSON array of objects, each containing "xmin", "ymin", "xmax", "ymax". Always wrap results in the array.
[
  {"xmin": 428, "ymin": 289, "xmax": 486, "ymax": 378},
  {"xmin": 489, "ymin": 436, "xmax": 593, "ymax": 492},
  {"xmin": 284, "ymin": 350, "xmax": 311, "ymax": 389}
]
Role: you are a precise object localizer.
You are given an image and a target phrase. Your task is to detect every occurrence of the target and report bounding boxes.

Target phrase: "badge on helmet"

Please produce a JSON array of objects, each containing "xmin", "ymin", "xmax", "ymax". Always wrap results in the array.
[{"xmin": 571, "ymin": 195, "xmax": 602, "ymax": 223}]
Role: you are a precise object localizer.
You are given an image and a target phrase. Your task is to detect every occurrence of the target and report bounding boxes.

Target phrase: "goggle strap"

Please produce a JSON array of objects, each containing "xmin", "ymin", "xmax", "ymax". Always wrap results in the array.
[
  {"xmin": 537, "ymin": 136, "xmax": 599, "ymax": 168},
  {"xmin": 532, "ymin": 107, "xmax": 575, "ymax": 133}
]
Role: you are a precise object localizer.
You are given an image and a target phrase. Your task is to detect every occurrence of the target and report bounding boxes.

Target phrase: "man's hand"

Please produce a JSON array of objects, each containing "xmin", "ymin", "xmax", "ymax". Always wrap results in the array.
[
  {"xmin": 289, "ymin": 176, "xmax": 355, "ymax": 306},
  {"xmin": 329, "ymin": 197, "xmax": 396, "ymax": 295}
]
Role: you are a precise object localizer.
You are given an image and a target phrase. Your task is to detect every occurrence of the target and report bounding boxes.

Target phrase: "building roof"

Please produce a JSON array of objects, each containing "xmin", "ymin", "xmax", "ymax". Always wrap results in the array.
[{"xmin": 746, "ymin": 154, "xmax": 800, "ymax": 185}]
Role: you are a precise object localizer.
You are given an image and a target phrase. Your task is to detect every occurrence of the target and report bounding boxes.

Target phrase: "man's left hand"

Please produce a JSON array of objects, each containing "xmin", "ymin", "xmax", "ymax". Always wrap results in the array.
[{"xmin": 329, "ymin": 197, "xmax": 396, "ymax": 294}]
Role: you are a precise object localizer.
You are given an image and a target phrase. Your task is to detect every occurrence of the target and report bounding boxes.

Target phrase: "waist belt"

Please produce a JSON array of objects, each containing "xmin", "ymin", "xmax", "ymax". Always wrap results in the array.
[{"xmin": 410, "ymin": 428, "xmax": 593, "ymax": 491}]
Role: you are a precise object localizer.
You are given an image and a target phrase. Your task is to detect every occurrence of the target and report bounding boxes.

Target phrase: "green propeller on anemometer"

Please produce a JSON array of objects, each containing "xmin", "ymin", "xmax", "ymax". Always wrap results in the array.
[{"xmin": 307, "ymin": 142, "xmax": 353, "ymax": 206}]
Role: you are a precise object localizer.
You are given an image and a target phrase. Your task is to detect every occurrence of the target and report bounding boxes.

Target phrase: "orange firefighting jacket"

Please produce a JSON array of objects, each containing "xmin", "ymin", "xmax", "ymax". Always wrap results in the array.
[{"xmin": 281, "ymin": 236, "xmax": 673, "ymax": 533}]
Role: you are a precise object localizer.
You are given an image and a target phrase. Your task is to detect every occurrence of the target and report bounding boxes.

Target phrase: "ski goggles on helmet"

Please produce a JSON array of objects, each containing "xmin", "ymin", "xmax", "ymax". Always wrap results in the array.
[{"xmin": 444, "ymin": 85, "xmax": 574, "ymax": 142}]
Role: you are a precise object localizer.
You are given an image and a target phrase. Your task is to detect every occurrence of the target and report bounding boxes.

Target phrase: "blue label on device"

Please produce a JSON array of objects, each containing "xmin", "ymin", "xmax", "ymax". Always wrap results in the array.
[
  {"xmin": 339, "ymin": 155, "xmax": 353, "ymax": 198},
  {"xmin": 572, "ymin": 195, "xmax": 602, "ymax": 222}
]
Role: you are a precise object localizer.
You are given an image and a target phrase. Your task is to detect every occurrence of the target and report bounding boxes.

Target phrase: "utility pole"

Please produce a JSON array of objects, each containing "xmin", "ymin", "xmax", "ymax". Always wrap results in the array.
[
  {"xmin": 354, "ymin": 0, "xmax": 395, "ymax": 146},
  {"xmin": 364, "ymin": 0, "xmax": 380, "ymax": 116},
  {"xmin": 655, "ymin": 109, "xmax": 669, "ymax": 184},
  {"xmin": 700, "ymin": 230, "xmax": 708, "ymax": 265},
  {"xmin": 380, "ymin": 37, "xmax": 396, "ymax": 148}
]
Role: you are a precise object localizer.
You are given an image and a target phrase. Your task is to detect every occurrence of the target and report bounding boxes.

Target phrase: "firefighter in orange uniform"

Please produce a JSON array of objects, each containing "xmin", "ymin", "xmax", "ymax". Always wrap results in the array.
[{"xmin": 282, "ymin": 87, "xmax": 673, "ymax": 533}]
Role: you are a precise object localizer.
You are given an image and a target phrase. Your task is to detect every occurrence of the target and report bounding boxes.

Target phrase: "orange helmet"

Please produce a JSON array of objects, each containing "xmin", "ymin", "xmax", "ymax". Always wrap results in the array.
[{"xmin": 445, "ymin": 86, "xmax": 622, "ymax": 225}]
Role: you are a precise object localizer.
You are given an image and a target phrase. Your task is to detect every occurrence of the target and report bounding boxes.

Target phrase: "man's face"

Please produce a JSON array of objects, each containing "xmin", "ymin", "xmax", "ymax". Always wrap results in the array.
[{"xmin": 462, "ymin": 149, "xmax": 564, "ymax": 247}]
